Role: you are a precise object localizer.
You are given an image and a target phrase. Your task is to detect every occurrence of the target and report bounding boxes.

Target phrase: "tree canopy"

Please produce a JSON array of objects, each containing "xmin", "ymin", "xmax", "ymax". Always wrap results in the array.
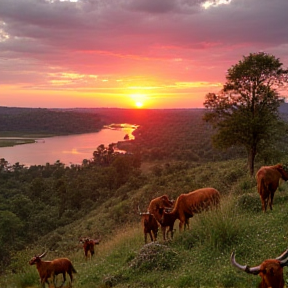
[{"xmin": 203, "ymin": 52, "xmax": 288, "ymax": 176}]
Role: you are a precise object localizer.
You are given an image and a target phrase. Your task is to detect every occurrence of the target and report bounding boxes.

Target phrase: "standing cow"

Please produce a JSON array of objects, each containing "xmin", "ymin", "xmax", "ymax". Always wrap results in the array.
[
  {"xmin": 138, "ymin": 211, "xmax": 159, "ymax": 244},
  {"xmin": 147, "ymin": 195, "xmax": 174, "ymax": 240},
  {"xmin": 79, "ymin": 237, "xmax": 101, "ymax": 261},
  {"xmin": 138, "ymin": 195, "xmax": 174, "ymax": 243},
  {"xmin": 256, "ymin": 164, "xmax": 288, "ymax": 212},
  {"xmin": 159, "ymin": 187, "xmax": 220, "ymax": 233},
  {"xmin": 231, "ymin": 249, "xmax": 288, "ymax": 288}
]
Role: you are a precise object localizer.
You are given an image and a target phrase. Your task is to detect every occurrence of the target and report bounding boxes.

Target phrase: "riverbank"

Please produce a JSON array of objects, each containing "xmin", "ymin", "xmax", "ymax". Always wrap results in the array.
[{"xmin": 0, "ymin": 132, "xmax": 56, "ymax": 147}]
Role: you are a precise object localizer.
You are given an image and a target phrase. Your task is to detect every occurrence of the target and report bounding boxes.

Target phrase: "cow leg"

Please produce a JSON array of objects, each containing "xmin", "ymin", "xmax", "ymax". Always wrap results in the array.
[
  {"xmin": 269, "ymin": 192, "xmax": 275, "ymax": 210},
  {"xmin": 184, "ymin": 219, "xmax": 190, "ymax": 230},
  {"xmin": 144, "ymin": 232, "xmax": 148, "ymax": 244},
  {"xmin": 149, "ymin": 231, "xmax": 154, "ymax": 242},
  {"xmin": 68, "ymin": 270, "xmax": 73, "ymax": 287},
  {"xmin": 166, "ymin": 226, "xmax": 174, "ymax": 239},
  {"xmin": 261, "ymin": 197, "xmax": 268, "ymax": 212},
  {"xmin": 179, "ymin": 221, "xmax": 184, "ymax": 232},
  {"xmin": 152, "ymin": 230, "xmax": 157, "ymax": 242},
  {"xmin": 161, "ymin": 226, "xmax": 166, "ymax": 240},
  {"xmin": 58, "ymin": 272, "xmax": 66, "ymax": 288}
]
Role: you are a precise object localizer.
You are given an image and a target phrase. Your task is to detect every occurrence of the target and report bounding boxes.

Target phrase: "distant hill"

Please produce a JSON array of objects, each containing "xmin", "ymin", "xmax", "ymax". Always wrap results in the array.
[{"xmin": 0, "ymin": 106, "xmax": 104, "ymax": 135}]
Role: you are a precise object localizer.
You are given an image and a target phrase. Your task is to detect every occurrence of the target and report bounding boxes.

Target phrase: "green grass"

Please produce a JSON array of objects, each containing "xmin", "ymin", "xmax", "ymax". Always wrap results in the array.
[{"xmin": 3, "ymin": 159, "xmax": 288, "ymax": 287}]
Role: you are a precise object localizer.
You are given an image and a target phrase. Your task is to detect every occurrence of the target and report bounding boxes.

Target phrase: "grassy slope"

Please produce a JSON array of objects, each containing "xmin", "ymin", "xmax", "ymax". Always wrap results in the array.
[{"xmin": 2, "ymin": 159, "xmax": 288, "ymax": 288}]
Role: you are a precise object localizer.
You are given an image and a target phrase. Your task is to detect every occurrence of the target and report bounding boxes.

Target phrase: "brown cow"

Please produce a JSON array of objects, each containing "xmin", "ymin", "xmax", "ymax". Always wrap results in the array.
[
  {"xmin": 256, "ymin": 164, "xmax": 288, "ymax": 212},
  {"xmin": 147, "ymin": 195, "xmax": 174, "ymax": 240},
  {"xmin": 159, "ymin": 188, "xmax": 220, "ymax": 233},
  {"xmin": 231, "ymin": 249, "xmax": 288, "ymax": 288},
  {"xmin": 79, "ymin": 237, "xmax": 100, "ymax": 260},
  {"xmin": 138, "ymin": 211, "xmax": 159, "ymax": 243},
  {"xmin": 29, "ymin": 251, "xmax": 77, "ymax": 288}
]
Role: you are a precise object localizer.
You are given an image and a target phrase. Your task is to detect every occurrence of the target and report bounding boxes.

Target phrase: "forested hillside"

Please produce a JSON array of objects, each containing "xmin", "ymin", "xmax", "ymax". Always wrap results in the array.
[
  {"xmin": 0, "ymin": 107, "xmax": 104, "ymax": 135},
  {"xmin": 1, "ymin": 106, "xmax": 288, "ymax": 287}
]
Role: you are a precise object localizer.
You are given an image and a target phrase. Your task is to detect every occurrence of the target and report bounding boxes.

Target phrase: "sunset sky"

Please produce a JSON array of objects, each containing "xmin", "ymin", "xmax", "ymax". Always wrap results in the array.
[{"xmin": 1, "ymin": 0, "xmax": 288, "ymax": 109}]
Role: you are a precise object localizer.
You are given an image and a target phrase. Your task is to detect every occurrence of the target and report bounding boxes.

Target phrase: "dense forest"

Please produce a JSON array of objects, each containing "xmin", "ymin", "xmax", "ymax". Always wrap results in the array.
[
  {"xmin": 1, "ymin": 106, "xmax": 288, "ymax": 287},
  {"xmin": 0, "ymin": 107, "xmax": 104, "ymax": 135}
]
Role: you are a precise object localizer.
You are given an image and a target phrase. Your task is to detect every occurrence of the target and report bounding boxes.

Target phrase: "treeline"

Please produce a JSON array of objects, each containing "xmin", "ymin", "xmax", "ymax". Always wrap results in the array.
[
  {"xmin": 1, "ymin": 107, "xmax": 288, "ymax": 272},
  {"xmin": 0, "ymin": 107, "xmax": 104, "ymax": 134},
  {"xmin": 0, "ymin": 149, "xmax": 143, "ymax": 271}
]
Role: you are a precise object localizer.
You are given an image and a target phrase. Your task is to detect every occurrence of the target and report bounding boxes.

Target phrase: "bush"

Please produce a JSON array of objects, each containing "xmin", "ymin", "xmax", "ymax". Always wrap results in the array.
[
  {"xmin": 177, "ymin": 196, "xmax": 244, "ymax": 251},
  {"xmin": 129, "ymin": 243, "xmax": 179, "ymax": 272},
  {"xmin": 236, "ymin": 193, "xmax": 262, "ymax": 213}
]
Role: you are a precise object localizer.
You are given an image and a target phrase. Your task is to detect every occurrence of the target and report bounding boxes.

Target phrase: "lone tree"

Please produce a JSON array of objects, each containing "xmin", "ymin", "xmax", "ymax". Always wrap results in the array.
[{"xmin": 204, "ymin": 52, "xmax": 288, "ymax": 176}]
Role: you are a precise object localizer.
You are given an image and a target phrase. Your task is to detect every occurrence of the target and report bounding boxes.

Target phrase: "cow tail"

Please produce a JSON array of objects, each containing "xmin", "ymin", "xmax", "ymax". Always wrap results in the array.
[
  {"xmin": 71, "ymin": 264, "xmax": 77, "ymax": 274},
  {"xmin": 258, "ymin": 178, "xmax": 264, "ymax": 195}
]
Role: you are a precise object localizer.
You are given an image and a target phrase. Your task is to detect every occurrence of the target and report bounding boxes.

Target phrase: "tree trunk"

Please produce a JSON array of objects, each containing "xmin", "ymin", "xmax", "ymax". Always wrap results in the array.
[{"xmin": 248, "ymin": 147, "xmax": 257, "ymax": 176}]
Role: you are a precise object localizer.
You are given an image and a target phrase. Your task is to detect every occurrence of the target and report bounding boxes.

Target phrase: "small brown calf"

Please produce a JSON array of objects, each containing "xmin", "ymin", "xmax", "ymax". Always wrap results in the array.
[
  {"xmin": 140, "ymin": 212, "xmax": 159, "ymax": 243},
  {"xmin": 79, "ymin": 237, "xmax": 101, "ymax": 260},
  {"xmin": 29, "ymin": 251, "xmax": 77, "ymax": 288}
]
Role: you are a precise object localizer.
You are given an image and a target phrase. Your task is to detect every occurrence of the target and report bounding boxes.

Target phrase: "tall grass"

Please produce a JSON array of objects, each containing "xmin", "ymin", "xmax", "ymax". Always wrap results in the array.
[{"xmin": 3, "ymin": 159, "xmax": 288, "ymax": 287}]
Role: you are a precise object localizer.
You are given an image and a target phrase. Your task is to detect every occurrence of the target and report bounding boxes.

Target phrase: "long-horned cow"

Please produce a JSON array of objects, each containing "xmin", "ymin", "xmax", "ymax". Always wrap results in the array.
[
  {"xmin": 256, "ymin": 164, "xmax": 288, "ymax": 212},
  {"xmin": 29, "ymin": 251, "xmax": 77, "ymax": 288},
  {"xmin": 231, "ymin": 249, "xmax": 288, "ymax": 288},
  {"xmin": 159, "ymin": 188, "xmax": 220, "ymax": 234},
  {"xmin": 79, "ymin": 237, "xmax": 101, "ymax": 260}
]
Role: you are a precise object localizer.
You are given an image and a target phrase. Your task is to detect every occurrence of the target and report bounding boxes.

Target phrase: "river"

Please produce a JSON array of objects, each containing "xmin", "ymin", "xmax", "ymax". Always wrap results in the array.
[{"xmin": 0, "ymin": 125, "xmax": 135, "ymax": 167}]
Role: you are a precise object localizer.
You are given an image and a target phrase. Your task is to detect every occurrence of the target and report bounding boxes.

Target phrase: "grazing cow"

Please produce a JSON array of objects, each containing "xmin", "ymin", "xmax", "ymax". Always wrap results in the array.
[
  {"xmin": 138, "ymin": 195, "xmax": 174, "ymax": 242},
  {"xmin": 138, "ymin": 211, "xmax": 159, "ymax": 243},
  {"xmin": 256, "ymin": 164, "xmax": 288, "ymax": 212},
  {"xmin": 231, "ymin": 249, "xmax": 288, "ymax": 288},
  {"xmin": 79, "ymin": 237, "xmax": 101, "ymax": 260},
  {"xmin": 147, "ymin": 195, "xmax": 174, "ymax": 240},
  {"xmin": 159, "ymin": 188, "xmax": 220, "ymax": 233},
  {"xmin": 29, "ymin": 251, "xmax": 77, "ymax": 288}
]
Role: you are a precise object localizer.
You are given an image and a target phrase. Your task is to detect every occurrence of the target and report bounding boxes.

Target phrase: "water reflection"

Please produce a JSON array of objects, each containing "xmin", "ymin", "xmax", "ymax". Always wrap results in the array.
[{"xmin": 0, "ymin": 126, "xmax": 135, "ymax": 167}]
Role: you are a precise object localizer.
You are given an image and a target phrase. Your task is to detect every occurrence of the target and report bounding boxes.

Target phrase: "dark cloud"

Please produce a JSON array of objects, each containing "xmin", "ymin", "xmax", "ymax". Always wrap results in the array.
[{"xmin": 0, "ymin": 0, "xmax": 288, "ymax": 94}]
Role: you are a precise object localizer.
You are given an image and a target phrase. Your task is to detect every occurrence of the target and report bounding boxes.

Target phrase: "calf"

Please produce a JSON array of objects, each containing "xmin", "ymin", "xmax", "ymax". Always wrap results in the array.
[
  {"xmin": 147, "ymin": 195, "xmax": 174, "ymax": 240},
  {"xmin": 79, "ymin": 237, "xmax": 101, "ymax": 260}
]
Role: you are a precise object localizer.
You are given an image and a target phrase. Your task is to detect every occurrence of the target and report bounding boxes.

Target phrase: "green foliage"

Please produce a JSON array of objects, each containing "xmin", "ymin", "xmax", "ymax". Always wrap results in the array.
[
  {"xmin": 13, "ymin": 270, "xmax": 39, "ymax": 288},
  {"xmin": 0, "ymin": 107, "xmax": 104, "ymax": 134},
  {"xmin": 176, "ymin": 196, "xmax": 244, "ymax": 251},
  {"xmin": 2, "ymin": 106, "xmax": 288, "ymax": 287},
  {"xmin": 204, "ymin": 52, "xmax": 288, "ymax": 175}
]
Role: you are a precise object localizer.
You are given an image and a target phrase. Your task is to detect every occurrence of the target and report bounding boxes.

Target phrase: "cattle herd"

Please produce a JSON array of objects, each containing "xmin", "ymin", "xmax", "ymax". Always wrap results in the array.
[{"xmin": 29, "ymin": 163, "xmax": 288, "ymax": 288}]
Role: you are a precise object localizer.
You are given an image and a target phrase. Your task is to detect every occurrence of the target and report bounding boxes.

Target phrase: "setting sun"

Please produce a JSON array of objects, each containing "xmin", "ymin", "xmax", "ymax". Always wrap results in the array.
[
  {"xmin": 131, "ymin": 93, "xmax": 146, "ymax": 109},
  {"xmin": 135, "ymin": 101, "xmax": 143, "ymax": 108}
]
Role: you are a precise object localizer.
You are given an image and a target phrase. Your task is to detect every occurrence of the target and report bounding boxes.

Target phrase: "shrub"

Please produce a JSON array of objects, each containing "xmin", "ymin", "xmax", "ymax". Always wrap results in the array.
[
  {"xmin": 129, "ymin": 243, "xmax": 179, "ymax": 272},
  {"xmin": 236, "ymin": 193, "xmax": 262, "ymax": 213},
  {"xmin": 177, "ymin": 195, "xmax": 244, "ymax": 251}
]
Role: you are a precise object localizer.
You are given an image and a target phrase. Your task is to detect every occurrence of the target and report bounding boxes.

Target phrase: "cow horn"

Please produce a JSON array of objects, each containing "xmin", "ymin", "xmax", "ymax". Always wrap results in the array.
[
  {"xmin": 38, "ymin": 251, "xmax": 47, "ymax": 258},
  {"xmin": 138, "ymin": 205, "xmax": 150, "ymax": 215},
  {"xmin": 230, "ymin": 252, "xmax": 260, "ymax": 275},
  {"xmin": 276, "ymin": 248, "xmax": 288, "ymax": 266},
  {"xmin": 276, "ymin": 248, "xmax": 288, "ymax": 261}
]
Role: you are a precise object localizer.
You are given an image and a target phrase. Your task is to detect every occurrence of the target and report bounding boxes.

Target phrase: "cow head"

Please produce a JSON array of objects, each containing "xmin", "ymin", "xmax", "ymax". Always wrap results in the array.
[
  {"xmin": 159, "ymin": 195, "xmax": 174, "ymax": 208},
  {"xmin": 29, "ymin": 251, "xmax": 47, "ymax": 265},
  {"xmin": 231, "ymin": 249, "xmax": 288, "ymax": 288},
  {"xmin": 277, "ymin": 164, "xmax": 288, "ymax": 181}
]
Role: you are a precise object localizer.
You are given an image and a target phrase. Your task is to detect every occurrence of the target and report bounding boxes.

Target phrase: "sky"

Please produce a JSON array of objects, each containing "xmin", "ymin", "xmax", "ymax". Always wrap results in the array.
[{"xmin": 1, "ymin": 0, "xmax": 288, "ymax": 109}]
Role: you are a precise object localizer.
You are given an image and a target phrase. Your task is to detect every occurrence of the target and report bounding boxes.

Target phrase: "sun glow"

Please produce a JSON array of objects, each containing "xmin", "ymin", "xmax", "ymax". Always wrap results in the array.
[{"xmin": 131, "ymin": 93, "xmax": 147, "ymax": 108}]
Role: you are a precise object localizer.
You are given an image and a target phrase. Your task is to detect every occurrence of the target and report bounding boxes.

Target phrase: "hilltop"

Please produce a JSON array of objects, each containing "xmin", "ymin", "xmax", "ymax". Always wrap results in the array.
[{"xmin": 1, "ymin": 106, "xmax": 288, "ymax": 287}]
